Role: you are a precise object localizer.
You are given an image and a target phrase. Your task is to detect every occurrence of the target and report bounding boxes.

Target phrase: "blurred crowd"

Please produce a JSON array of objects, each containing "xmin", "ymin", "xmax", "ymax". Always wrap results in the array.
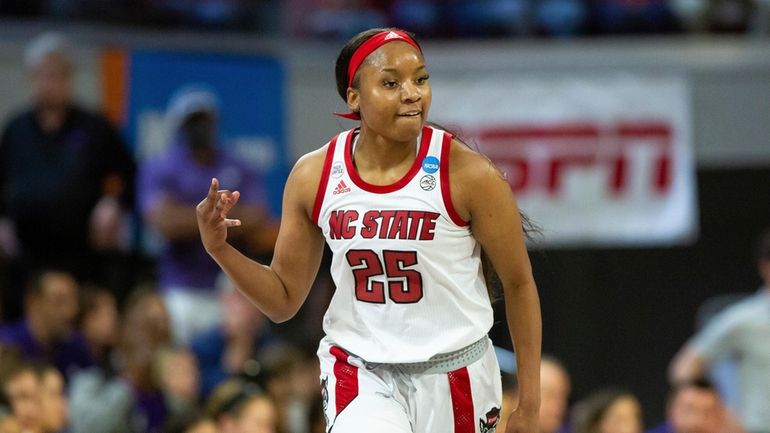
[
  {"xmin": 1, "ymin": 0, "xmax": 769, "ymax": 38},
  {"xmin": 1, "ymin": 30, "xmax": 770, "ymax": 433}
]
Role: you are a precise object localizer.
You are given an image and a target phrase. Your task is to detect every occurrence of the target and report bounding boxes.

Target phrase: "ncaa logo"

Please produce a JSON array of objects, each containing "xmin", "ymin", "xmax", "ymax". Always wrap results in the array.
[
  {"xmin": 420, "ymin": 175, "xmax": 436, "ymax": 191},
  {"xmin": 422, "ymin": 156, "xmax": 440, "ymax": 174},
  {"xmin": 331, "ymin": 162, "xmax": 345, "ymax": 179}
]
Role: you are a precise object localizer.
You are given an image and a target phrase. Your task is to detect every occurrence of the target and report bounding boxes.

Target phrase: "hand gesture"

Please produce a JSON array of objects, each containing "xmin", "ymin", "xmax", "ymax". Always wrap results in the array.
[
  {"xmin": 505, "ymin": 405, "xmax": 538, "ymax": 433},
  {"xmin": 196, "ymin": 178, "xmax": 242, "ymax": 255}
]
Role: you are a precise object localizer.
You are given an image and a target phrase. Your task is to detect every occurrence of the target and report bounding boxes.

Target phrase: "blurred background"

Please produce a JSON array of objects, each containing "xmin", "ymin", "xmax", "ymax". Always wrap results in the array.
[{"xmin": 1, "ymin": 1, "xmax": 770, "ymax": 433}]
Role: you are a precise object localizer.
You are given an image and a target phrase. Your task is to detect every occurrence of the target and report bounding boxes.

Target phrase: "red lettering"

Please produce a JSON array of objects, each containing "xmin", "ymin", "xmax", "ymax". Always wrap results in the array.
[
  {"xmin": 418, "ymin": 212, "xmax": 439, "ymax": 240},
  {"xmin": 329, "ymin": 210, "xmax": 358, "ymax": 240},
  {"xmin": 547, "ymin": 155, "xmax": 595, "ymax": 195},
  {"xmin": 387, "ymin": 211, "xmax": 410, "ymax": 240},
  {"xmin": 360, "ymin": 211, "xmax": 379, "ymax": 239},
  {"xmin": 407, "ymin": 211, "xmax": 424, "ymax": 240},
  {"xmin": 378, "ymin": 211, "xmax": 396, "ymax": 239}
]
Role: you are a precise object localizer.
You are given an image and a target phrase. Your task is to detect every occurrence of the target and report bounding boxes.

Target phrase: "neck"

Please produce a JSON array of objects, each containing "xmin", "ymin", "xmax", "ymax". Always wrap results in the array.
[
  {"xmin": 190, "ymin": 146, "xmax": 216, "ymax": 165},
  {"xmin": 26, "ymin": 311, "xmax": 52, "ymax": 347},
  {"xmin": 355, "ymin": 125, "xmax": 419, "ymax": 171},
  {"xmin": 36, "ymin": 104, "xmax": 68, "ymax": 134}
]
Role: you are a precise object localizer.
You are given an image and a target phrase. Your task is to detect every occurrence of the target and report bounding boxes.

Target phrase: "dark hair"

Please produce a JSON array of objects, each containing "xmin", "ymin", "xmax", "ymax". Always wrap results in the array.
[
  {"xmin": 24, "ymin": 268, "xmax": 76, "ymax": 299},
  {"xmin": 206, "ymin": 378, "xmax": 268, "ymax": 420},
  {"xmin": 572, "ymin": 387, "xmax": 639, "ymax": 433},
  {"xmin": 334, "ymin": 27, "xmax": 421, "ymax": 102},
  {"xmin": 667, "ymin": 377, "xmax": 717, "ymax": 406},
  {"xmin": 77, "ymin": 283, "xmax": 114, "ymax": 326}
]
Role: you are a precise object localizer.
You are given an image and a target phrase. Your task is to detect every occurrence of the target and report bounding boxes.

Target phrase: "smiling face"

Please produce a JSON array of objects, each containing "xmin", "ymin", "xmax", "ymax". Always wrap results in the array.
[{"xmin": 347, "ymin": 41, "xmax": 431, "ymax": 143}]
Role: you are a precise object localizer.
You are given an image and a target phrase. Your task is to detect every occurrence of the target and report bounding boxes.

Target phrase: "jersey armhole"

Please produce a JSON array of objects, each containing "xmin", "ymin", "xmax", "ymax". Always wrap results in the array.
[
  {"xmin": 311, "ymin": 136, "xmax": 339, "ymax": 226},
  {"xmin": 439, "ymin": 133, "xmax": 470, "ymax": 227}
]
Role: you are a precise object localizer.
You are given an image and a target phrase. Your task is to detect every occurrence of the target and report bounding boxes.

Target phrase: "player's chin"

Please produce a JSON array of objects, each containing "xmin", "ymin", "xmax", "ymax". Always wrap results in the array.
[{"xmin": 393, "ymin": 115, "xmax": 424, "ymax": 135}]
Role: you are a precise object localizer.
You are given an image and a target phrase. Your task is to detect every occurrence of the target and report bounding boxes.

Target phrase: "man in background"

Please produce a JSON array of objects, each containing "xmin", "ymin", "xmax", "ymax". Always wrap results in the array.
[
  {"xmin": 0, "ymin": 269, "xmax": 92, "ymax": 379},
  {"xmin": 669, "ymin": 230, "xmax": 770, "ymax": 433},
  {"xmin": 646, "ymin": 379, "xmax": 745, "ymax": 433},
  {"xmin": 138, "ymin": 85, "xmax": 269, "ymax": 344},
  {"xmin": 0, "ymin": 31, "xmax": 135, "ymax": 318}
]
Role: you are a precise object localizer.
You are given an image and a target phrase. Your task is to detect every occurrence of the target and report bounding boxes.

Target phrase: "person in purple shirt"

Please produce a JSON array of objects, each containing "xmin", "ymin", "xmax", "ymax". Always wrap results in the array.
[
  {"xmin": 138, "ymin": 85, "xmax": 269, "ymax": 345},
  {"xmin": 0, "ymin": 269, "xmax": 93, "ymax": 380}
]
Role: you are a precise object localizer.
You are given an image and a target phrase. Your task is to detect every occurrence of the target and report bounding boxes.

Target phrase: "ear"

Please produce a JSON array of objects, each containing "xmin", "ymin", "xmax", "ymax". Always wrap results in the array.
[{"xmin": 346, "ymin": 87, "xmax": 360, "ymax": 114}]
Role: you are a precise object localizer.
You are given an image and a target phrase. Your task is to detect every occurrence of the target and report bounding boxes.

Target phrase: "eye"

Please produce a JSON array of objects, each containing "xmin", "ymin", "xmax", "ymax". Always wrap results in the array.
[
  {"xmin": 383, "ymin": 80, "xmax": 398, "ymax": 89},
  {"xmin": 416, "ymin": 75, "xmax": 430, "ymax": 85}
]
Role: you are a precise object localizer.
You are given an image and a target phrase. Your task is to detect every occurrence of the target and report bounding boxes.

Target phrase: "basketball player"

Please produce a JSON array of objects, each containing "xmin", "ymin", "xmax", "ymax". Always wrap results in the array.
[{"xmin": 196, "ymin": 28, "xmax": 541, "ymax": 433}]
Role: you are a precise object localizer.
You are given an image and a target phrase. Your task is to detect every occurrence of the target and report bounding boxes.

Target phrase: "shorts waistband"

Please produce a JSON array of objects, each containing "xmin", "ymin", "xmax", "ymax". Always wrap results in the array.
[{"xmin": 364, "ymin": 336, "xmax": 489, "ymax": 374}]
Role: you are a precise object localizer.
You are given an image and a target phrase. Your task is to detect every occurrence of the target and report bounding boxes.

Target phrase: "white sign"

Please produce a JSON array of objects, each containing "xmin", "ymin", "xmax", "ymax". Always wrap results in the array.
[{"xmin": 430, "ymin": 74, "xmax": 697, "ymax": 247}]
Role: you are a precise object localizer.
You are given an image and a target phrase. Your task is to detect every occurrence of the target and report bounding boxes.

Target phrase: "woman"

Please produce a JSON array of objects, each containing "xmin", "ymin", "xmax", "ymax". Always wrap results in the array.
[
  {"xmin": 571, "ymin": 388, "xmax": 643, "ymax": 433},
  {"xmin": 197, "ymin": 28, "xmax": 541, "ymax": 433}
]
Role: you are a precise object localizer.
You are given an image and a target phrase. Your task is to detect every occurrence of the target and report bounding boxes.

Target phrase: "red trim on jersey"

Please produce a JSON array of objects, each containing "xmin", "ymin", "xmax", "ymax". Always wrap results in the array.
[
  {"xmin": 330, "ymin": 346, "xmax": 359, "ymax": 416},
  {"xmin": 440, "ymin": 133, "xmax": 470, "ymax": 227},
  {"xmin": 448, "ymin": 367, "xmax": 475, "ymax": 433},
  {"xmin": 345, "ymin": 126, "xmax": 432, "ymax": 194},
  {"xmin": 311, "ymin": 136, "xmax": 339, "ymax": 226}
]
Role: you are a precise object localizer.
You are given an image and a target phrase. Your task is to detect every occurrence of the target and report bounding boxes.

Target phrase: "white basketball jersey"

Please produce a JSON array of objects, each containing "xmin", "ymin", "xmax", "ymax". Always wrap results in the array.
[{"xmin": 312, "ymin": 125, "xmax": 493, "ymax": 363}]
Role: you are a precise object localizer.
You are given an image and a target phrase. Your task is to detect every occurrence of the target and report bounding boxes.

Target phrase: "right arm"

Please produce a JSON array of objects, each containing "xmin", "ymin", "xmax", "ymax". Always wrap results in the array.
[
  {"xmin": 669, "ymin": 344, "xmax": 708, "ymax": 383},
  {"xmin": 196, "ymin": 149, "xmax": 327, "ymax": 323},
  {"xmin": 669, "ymin": 304, "xmax": 743, "ymax": 383}
]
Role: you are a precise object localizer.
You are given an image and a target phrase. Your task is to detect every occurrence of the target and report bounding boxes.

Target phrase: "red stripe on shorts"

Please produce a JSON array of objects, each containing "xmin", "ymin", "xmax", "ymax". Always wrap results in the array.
[
  {"xmin": 448, "ymin": 367, "xmax": 474, "ymax": 433},
  {"xmin": 330, "ymin": 346, "xmax": 359, "ymax": 416}
]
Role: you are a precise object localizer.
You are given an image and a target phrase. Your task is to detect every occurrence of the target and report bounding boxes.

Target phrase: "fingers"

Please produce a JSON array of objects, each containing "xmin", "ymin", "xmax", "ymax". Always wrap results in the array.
[
  {"xmin": 215, "ymin": 191, "xmax": 238, "ymax": 214},
  {"xmin": 207, "ymin": 178, "xmax": 219, "ymax": 202},
  {"xmin": 224, "ymin": 218, "xmax": 241, "ymax": 227},
  {"xmin": 221, "ymin": 191, "xmax": 240, "ymax": 216}
]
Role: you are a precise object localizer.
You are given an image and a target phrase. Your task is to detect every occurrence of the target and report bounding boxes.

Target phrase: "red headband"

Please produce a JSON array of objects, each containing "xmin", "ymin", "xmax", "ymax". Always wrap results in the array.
[{"xmin": 334, "ymin": 30, "xmax": 422, "ymax": 120}]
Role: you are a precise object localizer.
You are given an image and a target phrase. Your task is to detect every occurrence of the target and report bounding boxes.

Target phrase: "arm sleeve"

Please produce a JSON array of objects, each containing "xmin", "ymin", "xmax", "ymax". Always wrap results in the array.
[{"xmin": 689, "ymin": 304, "xmax": 745, "ymax": 362}]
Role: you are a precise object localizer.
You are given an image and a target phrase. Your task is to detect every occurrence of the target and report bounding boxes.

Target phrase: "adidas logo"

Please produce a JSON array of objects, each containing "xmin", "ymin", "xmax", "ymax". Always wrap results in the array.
[
  {"xmin": 333, "ymin": 180, "xmax": 351, "ymax": 195},
  {"xmin": 384, "ymin": 31, "xmax": 402, "ymax": 41}
]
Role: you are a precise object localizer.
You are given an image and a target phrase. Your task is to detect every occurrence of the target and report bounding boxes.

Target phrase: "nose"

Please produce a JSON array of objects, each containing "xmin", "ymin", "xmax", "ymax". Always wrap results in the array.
[{"xmin": 400, "ymin": 80, "xmax": 421, "ymax": 103}]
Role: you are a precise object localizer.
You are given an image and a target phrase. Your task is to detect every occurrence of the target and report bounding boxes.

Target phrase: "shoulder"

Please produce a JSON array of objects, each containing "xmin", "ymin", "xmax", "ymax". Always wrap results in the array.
[
  {"xmin": 447, "ymin": 138, "xmax": 497, "ymax": 181},
  {"xmin": 72, "ymin": 105, "xmax": 112, "ymax": 126},
  {"xmin": 1, "ymin": 109, "xmax": 34, "ymax": 137},
  {"xmin": 446, "ymin": 137, "xmax": 508, "ymax": 203},
  {"xmin": 703, "ymin": 294, "xmax": 760, "ymax": 331}
]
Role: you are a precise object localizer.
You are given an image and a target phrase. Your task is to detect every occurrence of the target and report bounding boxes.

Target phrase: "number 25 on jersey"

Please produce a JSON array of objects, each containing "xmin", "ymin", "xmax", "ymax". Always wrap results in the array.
[{"xmin": 346, "ymin": 249, "xmax": 423, "ymax": 304}]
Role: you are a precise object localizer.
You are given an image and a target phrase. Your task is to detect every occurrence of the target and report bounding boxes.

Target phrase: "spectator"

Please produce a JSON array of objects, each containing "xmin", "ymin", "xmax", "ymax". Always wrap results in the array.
[
  {"xmin": 191, "ymin": 274, "xmax": 285, "ymax": 398},
  {"xmin": 116, "ymin": 288, "xmax": 171, "ymax": 433},
  {"xmin": 154, "ymin": 347, "xmax": 202, "ymax": 426},
  {"xmin": 591, "ymin": 0, "xmax": 676, "ymax": 34},
  {"xmin": 0, "ymin": 31, "xmax": 135, "ymax": 284},
  {"xmin": 572, "ymin": 387, "xmax": 643, "ymax": 433},
  {"xmin": 206, "ymin": 379, "xmax": 277, "ymax": 433},
  {"xmin": 669, "ymin": 229, "xmax": 770, "ymax": 433},
  {"xmin": 500, "ymin": 355, "xmax": 572, "ymax": 433},
  {"xmin": 1, "ymin": 363, "xmax": 46, "ymax": 433},
  {"xmin": 646, "ymin": 378, "xmax": 745, "ymax": 433},
  {"xmin": 39, "ymin": 366, "xmax": 68, "ymax": 433},
  {"xmin": 68, "ymin": 288, "xmax": 172, "ymax": 433},
  {"xmin": 138, "ymin": 85, "xmax": 269, "ymax": 345},
  {"xmin": 259, "ymin": 346, "xmax": 319, "ymax": 433},
  {"xmin": 77, "ymin": 284, "xmax": 119, "ymax": 368},
  {"xmin": 0, "ymin": 269, "xmax": 92, "ymax": 379}
]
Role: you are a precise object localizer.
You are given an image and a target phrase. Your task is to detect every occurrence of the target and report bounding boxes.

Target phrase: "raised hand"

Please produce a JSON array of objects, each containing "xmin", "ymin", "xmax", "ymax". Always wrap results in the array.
[{"xmin": 196, "ymin": 178, "xmax": 242, "ymax": 255}]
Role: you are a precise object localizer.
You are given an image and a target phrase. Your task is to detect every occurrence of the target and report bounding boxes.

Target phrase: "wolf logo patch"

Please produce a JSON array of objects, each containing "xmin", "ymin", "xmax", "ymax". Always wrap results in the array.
[{"xmin": 479, "ymin": 406, "xmax": 501, "ymax": 433}]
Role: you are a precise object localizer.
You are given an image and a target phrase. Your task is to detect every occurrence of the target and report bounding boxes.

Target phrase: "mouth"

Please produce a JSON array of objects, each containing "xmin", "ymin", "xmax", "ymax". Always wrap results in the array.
[{"xmin": 398, "ymin": 110, "xmax": 422, "ymax": 118}]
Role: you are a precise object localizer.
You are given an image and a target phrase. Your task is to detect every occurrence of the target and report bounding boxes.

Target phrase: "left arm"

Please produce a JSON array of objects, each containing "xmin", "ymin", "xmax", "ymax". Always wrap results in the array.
[{"xmin": 450, "ymin": 140, "xmax": 542, "ymax": 433}]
